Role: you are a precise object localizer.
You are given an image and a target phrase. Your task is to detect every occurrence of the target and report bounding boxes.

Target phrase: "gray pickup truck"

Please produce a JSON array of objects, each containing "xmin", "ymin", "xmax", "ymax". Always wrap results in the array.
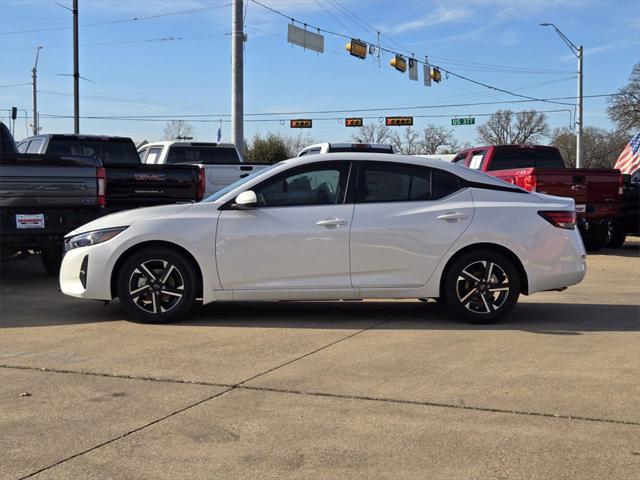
[{"xmin": 0, "ymin": 122, "xmax": 105, "ymax": 274}]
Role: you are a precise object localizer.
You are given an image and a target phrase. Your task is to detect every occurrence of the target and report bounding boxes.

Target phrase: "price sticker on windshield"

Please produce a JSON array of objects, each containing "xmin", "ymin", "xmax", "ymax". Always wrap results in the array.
[{"xmin": 16, "ymin": 214, "xmax": 45, "ymax": 229}]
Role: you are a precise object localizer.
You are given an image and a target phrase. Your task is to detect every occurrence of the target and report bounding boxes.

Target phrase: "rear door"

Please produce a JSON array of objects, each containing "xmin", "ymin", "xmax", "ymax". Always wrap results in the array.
[{"xmin": 349, "ymin": 161, "xmax": 474, "ymax": 287}]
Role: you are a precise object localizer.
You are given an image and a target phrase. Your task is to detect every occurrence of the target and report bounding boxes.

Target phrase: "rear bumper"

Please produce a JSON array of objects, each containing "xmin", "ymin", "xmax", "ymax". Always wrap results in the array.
[{"xmin": 523, "ymin": 226, "xmax": 587, "ymax": 294}]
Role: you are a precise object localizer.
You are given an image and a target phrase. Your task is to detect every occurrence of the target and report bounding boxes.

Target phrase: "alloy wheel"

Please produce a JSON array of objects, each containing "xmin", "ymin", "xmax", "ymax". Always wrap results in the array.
[
  {"xmin": 455, "ymin": 260, "xmax": 510, "ymax": 314},
  {"xmin": 128, "ymin": 259, "xmax": 185, "ymax": 314}
]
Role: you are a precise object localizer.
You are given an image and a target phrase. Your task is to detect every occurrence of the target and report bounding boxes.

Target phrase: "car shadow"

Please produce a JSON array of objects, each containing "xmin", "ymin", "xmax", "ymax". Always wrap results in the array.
[{"xmin": 1, "ymin": 257, "xmax": 638, "ymax": 333}]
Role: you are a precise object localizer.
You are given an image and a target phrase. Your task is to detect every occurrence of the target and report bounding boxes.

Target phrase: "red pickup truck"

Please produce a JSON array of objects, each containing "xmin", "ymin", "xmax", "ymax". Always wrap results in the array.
[{"xmin": 452, "ymin": 145, "xmax": 624, "ymax": 251}]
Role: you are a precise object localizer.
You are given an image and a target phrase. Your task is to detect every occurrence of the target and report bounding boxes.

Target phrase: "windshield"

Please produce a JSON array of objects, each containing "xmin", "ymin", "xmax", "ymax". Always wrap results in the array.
[{"xmin": 202, "ymin": 163, "xmax": 281, "ymax": 202}]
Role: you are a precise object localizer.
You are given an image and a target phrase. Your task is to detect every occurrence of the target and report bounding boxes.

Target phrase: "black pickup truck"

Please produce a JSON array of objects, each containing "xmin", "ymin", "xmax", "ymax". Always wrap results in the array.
[
  {"xmin": 1, "ymin": 123, "xmax": 105, "ymax": 274},
  {"xmin": 18, "ymin": 134, "xmax": 204, "ymax": 211}
]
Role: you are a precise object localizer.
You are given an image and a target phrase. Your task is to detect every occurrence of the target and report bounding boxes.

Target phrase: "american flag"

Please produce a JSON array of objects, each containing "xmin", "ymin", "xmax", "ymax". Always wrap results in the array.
[{"xmin": 614, "ymin": 132, "xmax": 640, "ymax": 175}]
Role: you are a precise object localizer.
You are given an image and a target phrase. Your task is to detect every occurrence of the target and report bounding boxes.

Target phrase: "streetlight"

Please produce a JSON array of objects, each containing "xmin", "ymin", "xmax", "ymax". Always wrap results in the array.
[
  {"xmin": 540, "ymin": 23, "xmax": 583, "ymax": 168},
  {"xmin": 31, "ymin": 46, "xmax": 43, "ymax": 135}
]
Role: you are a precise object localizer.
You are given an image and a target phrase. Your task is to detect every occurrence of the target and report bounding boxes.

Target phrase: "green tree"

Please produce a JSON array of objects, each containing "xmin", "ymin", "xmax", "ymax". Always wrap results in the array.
[{"xmin": 245, "ymin": 133, "xmax": 290, "ymax": 164}]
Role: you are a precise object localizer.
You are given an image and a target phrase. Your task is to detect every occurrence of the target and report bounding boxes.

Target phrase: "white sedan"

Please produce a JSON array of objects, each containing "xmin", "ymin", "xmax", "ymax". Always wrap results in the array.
[{"xmin": 60, "ymin": 153, "xmax": 586, "ymax": 324}]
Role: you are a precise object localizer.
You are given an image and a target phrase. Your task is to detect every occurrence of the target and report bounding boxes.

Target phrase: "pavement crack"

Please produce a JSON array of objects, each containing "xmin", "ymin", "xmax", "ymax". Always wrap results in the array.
[{"xmin": 16, "ymin": 387, "xmax": 234, "ymax": 480}]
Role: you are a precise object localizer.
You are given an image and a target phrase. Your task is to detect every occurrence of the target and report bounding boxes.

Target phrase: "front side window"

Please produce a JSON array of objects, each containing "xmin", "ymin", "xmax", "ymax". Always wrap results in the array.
[
  {"xmin": 254, "ymin": 162, "xmax": 350, "ymax": 207},
  {"xmin": 138, "ymin": 147, "xmax": 148, "ymax": 162},
  {"xmin": 146, "ymin": 147, "xmax": 163, "ymax": 164},
  {"xmin": 16, "ymin": 141, "xmax": 29, "ymax": 153}
]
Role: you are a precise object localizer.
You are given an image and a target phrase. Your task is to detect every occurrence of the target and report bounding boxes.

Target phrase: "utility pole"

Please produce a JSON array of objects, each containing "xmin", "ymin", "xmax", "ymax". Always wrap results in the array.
[
  {"xmin": 73, "ymin": 0, "xmax": 79, "ymax": 134},
  {"xmin": 32, "ymin": 46, "xmax": 42, "ymax": 135},
  {"xmin": 540, "ymin": 23, "xmax": 583, "ymax": 168},
  {"xmin": 576, "ymin": 45, "xmax": 583, "ymax": 169},
  {"xmin": 231, "ymin": 0, "xmax": 244, "ymax": 160}
]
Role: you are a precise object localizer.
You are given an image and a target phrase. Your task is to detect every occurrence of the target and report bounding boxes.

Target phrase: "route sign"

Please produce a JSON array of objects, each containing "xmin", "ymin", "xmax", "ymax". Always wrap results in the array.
[{"xmin": 451, "ymin": 117, "xmax": 475, "ymax": 126}]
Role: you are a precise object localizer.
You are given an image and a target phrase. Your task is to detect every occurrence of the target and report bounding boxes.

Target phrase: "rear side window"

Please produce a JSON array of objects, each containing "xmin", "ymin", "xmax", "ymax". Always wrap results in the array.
[
  {"xmin": 356, "ymin": 162, "xmax": 463, "ymax": 203},
  {"xmin": 47, "ymin": 138, "xmax": 140, "ymax": 164},
  {"xmin": 488, "ymin": 150, "xmax": 536, "ymax": 170},
  {"xmin": 166, "ymin": 146, "xmax": 240, "ymax": 164},
  {"xmin": 146, "ymin": 147, "xmax": 163, "ymax": 164}
]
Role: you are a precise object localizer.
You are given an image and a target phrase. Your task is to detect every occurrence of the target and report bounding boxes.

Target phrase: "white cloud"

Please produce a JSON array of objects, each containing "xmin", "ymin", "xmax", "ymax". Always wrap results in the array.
[{"xmin": 384, "ymin": 6, "xmax": 471, "ymax": 34}]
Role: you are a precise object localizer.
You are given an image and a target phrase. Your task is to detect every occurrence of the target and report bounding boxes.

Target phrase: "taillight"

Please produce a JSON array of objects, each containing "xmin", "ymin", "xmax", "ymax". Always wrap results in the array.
[
  {"xmin": 96, "ymin": 166, "xmax": 106, "ymax": 207},
  {"xmin": 618, "ymin": 174, "xmax": 624, "ymax": 196},
  {"xmin": 538, "ymin": 210, "xmax": 576, "ymax": 230},
  {"xmin": 197, "ymin": 167, "xmax": 205, "ymax": 200},
  {"xmin": 523, "ymin": 174, "xmax": 537, "ymax": 192}
]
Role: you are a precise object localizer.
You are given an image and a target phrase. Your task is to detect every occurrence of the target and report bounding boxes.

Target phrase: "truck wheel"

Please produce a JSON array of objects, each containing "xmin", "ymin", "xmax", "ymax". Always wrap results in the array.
[
  {"xmin": 116, "ymin": 247, "xmax": 197, "ymax": 323},
  {"xmin": 443, "ymin": 249, "xmax": 520, "ymax": 324},
  {"xmin": 606, "ymin": 220, "xmax": 627, "ymax": 248},
  {"xmin": 579, "ymin": 222, "xmax": 608, "ymax": 251},
  {"xmin": 41, "ymin": 248, "xmax": 63, "ymax": 276}
]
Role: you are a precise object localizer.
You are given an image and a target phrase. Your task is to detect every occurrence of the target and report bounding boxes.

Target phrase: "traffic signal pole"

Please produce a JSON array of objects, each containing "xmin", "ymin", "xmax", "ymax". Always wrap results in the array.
[
  {"xmin": 231, "ymin": 0, "xmax": 244, "ymax": 160},
  {"xmin": 73, "ymin": 0, "xmax": 79, "ymax": 134},
  {"xmin": 576, "ymin": 45, "xmax": 583, "ymax": 169}
]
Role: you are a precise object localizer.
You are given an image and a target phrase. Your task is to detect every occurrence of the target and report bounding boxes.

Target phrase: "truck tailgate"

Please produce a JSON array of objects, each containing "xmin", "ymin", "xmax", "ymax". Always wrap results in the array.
[
  {"xmin": 0, "ymin": 155, "xmax": 98, "ymax": 208},
  {"xmin": 534, "ymin": 168, "xmax": 622, "ymax": 209},
  {"xmin": 201, "ymin": 163, "xmax": 269, "ymax": 196}
]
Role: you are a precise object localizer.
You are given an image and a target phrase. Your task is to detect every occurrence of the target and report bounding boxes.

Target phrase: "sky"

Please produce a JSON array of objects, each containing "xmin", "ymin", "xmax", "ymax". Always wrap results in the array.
[{"xmin": 1, "ymin": 0, "xmax": 638, "ymax": 146}]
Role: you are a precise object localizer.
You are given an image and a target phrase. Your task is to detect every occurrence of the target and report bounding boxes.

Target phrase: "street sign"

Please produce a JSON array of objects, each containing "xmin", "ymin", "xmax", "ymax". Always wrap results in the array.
[
  {"xmin": 451, "ymin": 117, "xmax": 475, "ymax": 126},
  {"xmin": 386, "ymin": 116, "xmax": 413, "ymax": 126},
  {"xmin": 287, "ymin": 24, "xmax": 324, "ymax": 54},
  {"xmin": 345, "ymin": 117, "xmax": 363, "ymax": 127},
  {"xmin": 290, "ymin": 119, "xmax": 312, "ymax": 128}
]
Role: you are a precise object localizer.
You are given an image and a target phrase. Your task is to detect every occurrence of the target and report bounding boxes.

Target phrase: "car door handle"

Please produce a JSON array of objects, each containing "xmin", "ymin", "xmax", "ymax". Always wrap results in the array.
[
  {"xmin": 316, "ymin": 217, "xmax": 348, "ymax": 227},
  {"xmin": 437, "ymin": 212, "xmax": 468, "ymax": 222}
]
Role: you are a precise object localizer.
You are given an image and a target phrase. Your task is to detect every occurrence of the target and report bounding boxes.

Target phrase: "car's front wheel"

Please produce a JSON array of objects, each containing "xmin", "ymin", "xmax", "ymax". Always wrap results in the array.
[
  {"xmin": 443, "ymin": 250, "xmax": 520, "ymax": 324},
  {"xmin": 116, "ymin": 247, "xmax": 197, "ymax": 323}
]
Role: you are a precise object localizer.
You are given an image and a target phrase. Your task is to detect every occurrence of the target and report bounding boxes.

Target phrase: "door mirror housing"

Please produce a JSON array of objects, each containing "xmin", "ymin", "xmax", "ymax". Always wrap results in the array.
[{"xmin": 232, "ymin": 190, "xmax": 258, "ymax": 209}]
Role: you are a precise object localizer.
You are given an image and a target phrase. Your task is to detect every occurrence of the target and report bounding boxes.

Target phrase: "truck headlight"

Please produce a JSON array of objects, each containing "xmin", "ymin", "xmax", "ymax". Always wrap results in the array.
[{"xmin": 65, "ymin": 227, "xmax": 127, "ymax": 251}]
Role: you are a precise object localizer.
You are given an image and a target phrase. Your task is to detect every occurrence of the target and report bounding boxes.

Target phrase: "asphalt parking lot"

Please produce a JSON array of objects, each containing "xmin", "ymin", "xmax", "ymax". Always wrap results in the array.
[{"xmin": 1, "ymin": 239, "xmax": 639, "ymax": 480}]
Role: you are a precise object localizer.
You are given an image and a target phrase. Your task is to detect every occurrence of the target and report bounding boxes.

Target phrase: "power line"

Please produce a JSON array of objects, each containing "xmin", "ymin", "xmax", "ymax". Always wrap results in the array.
[
  {"xmin": 247, "ymin": 0, "xmax": 573, "ymax": 106},
  {"xmin": 25, "ymin": 94, "xmax": 617, "ymax": 120},
  {"xmin": 0, "ymin": 4, "xmax": 230, "ymax": 36},
  {"xmin": 29, "ymin": 108, "xmax": 574, "ymax": 124},
  {"xmin": 0, "ymin": 82, "xmax": 32, "ymax": 88},
  {"xmin": 0, "ymin": 32, "xmax": 229, "ymax": 52}
]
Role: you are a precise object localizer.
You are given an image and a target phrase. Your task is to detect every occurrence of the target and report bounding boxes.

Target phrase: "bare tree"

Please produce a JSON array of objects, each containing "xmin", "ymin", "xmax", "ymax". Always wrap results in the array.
[
  {"xmin": 163, "ymin": 120, "xmax": 195, "ymax": 140},
  {"xmin": 418, "ymin": 124, "xmax": 460, "ymax": 154},
  {"xmin": 351, "ymin": 124, "xmax": 391, "ymax": 143},
  {"xmin": 551, "ymin": 126, "xmax": 629, "ymax": 168},
  {"xmin": 607, "ymin": 63, "xmax": 640, "ymax": 132},
  {"xmin": 389, "ymin": 127, "xmax": 420, "ymax": 154},
  {"xmin": 477, "ymin": 110, "xmax": 549, "ymax": 145},
  {"xmin": 281, "ymin": 132, "xmax": 316, "ymax": 157}
]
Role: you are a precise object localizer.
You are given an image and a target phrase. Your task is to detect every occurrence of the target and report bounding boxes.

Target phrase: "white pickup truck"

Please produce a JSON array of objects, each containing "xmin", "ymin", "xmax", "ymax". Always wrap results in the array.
[{"xmin": 138, "ymin": 141, "xmax": 270, "ymax": 197}]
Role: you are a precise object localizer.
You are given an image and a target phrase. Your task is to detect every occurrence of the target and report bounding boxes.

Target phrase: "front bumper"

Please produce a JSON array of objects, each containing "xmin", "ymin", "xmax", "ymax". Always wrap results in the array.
[{"xmin": 59, "ymin": 244, "xmax": 113, "ymax": 300}]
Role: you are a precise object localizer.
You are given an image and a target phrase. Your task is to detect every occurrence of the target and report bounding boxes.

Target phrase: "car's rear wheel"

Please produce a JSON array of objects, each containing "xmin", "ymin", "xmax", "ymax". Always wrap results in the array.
[
  {"xmin": 41, "ymin": 247, "xmax": 63, "ymax": 276},
  {"xmin": 444, "ymin": 250, "xmax": 520, "ymax": 324},
  {"xmin": 606, "ymin": 220, "xmax": 627, "ymax": 248},
  {"xmin": 116, "ymin": 247, "xmax": 197, "ymax": 323}
]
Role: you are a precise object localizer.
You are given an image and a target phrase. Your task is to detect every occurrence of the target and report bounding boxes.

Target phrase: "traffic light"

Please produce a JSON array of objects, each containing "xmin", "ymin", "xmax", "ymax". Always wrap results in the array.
[
  {"xmin": 390, "ymin": 54, "xmax": 407, "ymax": 73},
  {"xmin": 431, "ymin": 67, "xmax": 442, "ymax": 83},
  {"xmin": 345, "ymin": 118, "xmax": 363, "ymax": 127},
  {"xmin": 385, "ymin": 116, "xmax": 413, "ymax": 126},
  {"xmin": 290, "ymin": 119, "xmax": 312, "ymax": 128},
  {"xmin": 345, "ymin": 39, "xmax": 367, "ymax": 59}
]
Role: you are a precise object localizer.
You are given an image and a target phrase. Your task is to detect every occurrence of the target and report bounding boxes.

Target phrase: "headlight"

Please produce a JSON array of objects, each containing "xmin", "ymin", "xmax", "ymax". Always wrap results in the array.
[{"xmin": 65, "ymin": 227, "xmax": 127, "ymax": 251}]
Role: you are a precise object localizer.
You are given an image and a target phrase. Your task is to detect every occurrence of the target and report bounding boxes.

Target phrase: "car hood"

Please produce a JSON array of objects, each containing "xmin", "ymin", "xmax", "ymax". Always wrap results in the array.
[{"xmin": 66, "ymin": 203, "xmax": 194, "ymax": 237}]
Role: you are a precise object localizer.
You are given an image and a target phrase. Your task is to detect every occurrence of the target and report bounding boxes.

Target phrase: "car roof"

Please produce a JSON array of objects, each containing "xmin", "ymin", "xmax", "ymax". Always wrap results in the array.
[
  {"xmin": 280, "ymin": 152, "xmax": 522, "ymax": 189},
  {"xmin": 140, "ymin": 141, "xmax": 237, "ymax": 149}
]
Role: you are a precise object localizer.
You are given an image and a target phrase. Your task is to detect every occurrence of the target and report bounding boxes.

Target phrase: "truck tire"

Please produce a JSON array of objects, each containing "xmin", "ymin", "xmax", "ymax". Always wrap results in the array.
[
  {"xmin": 579, "ymin": 222, "xmax": 608, "ymax": 252},
  {"xmin": 606, "ymin": 220, "xmax": 627, "ymax": 248},
  {"xmin": 41, "ymin": 248, "xmax": 63, "ymax": 276}
]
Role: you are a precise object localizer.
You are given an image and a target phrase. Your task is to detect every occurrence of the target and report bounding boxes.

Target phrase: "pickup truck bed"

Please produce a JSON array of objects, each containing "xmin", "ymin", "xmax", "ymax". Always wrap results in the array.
[
  {"xmin": 139, "ymin": 141, "xmax": 269, "ymax": 197},
  {"xmin": 453, "ymin": 145, "xmax": 623, "ymax": 250},
  {"xmin": 19, "ymin": 134, "xmax": 204, "ymax": 211}
]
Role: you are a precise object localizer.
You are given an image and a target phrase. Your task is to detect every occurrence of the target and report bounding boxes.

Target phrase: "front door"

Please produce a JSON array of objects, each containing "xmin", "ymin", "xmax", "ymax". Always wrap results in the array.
[{"xmin": 216, "ymin": 161, "xmax": 354, "ymax": 290}]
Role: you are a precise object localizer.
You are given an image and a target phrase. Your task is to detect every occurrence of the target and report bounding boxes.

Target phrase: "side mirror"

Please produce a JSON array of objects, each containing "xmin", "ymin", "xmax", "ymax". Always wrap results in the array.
[{"xmin": 232, "ymin": 190, "xmax": 258, "ymax": 209}]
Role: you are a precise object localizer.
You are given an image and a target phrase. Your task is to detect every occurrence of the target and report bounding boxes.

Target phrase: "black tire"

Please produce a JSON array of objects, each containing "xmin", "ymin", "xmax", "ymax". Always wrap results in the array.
[
  {"xmin": 41, "ymin": 248, "xmax": 63, "ymax": 276},
  {"xmin": 443, "ymin": 249, "xmax": 520, "ymax": 324},
  {"xmin": 116, "ymin": 247, "xmax": 197, "ymax": 323},
  {"xmin": 606, "ymin": 220, "xmax": 627, "ymax": 248},
  {"xmin": 580, "ymin": 222, "xmax": 608, "ymax": 251}
]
